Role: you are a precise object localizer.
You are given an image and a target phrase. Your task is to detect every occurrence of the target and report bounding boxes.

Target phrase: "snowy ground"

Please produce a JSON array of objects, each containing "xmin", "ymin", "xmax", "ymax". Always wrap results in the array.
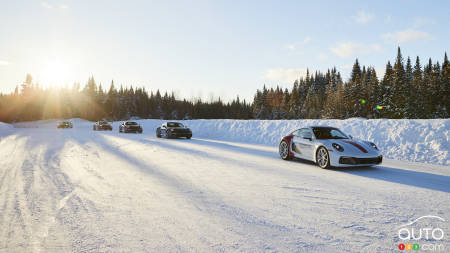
[{"xmin": 0, "ymin": 119, "xmax": 449, "ymax": 252}]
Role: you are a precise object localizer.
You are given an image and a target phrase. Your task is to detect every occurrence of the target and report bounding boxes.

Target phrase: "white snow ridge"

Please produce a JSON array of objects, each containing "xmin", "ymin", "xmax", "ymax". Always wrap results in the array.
[{"xmin": 0, "ymin": 118, "xmax": 449, "ymax": 252}]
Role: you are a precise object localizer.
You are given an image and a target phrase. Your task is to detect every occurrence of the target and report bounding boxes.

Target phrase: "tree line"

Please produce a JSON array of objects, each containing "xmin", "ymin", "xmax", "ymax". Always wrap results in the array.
[
  {"xmin": 0, "ymin": 76, "xmax": 252, "ymax": 122},
  {"xmin": 253, "ymin": 48, "xmax": 448, "ymax": 119},
  {"xmin": 0, "ymin": 47, "xmax": 448, "ymax": 123}
]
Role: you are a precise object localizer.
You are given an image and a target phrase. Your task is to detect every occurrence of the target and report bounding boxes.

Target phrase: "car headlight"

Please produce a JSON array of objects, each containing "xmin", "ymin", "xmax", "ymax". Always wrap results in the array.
[
  {"xmin": 332, "ymin": 143, "xmax": 344, "ymax": 152},
  {"xmin": 369, "ymin": 142, "xmax": 378, "ymax": 150}
]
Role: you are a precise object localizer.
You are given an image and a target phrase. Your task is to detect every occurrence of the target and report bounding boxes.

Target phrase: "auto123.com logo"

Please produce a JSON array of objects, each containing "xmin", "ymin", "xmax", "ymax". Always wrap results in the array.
[{"xmin": 397, "ymin": 215, "xmax": 446, "ymax": 251}]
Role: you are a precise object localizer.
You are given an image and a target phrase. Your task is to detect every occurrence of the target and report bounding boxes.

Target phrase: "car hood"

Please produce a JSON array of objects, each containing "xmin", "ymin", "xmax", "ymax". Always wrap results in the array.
[{"xmin": 320, "ymin": 139, "xmax": 379, "ymax": 155}]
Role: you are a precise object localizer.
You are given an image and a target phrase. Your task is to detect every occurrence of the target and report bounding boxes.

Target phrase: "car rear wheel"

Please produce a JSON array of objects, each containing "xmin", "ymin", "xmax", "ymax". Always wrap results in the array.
[
  {"xmin": 316, "ymin": 147, "xmax": 330, "ymax": 169},
  {"xmin": 279, "ymin": 141, "xmax": 291, "ymax": 160}
]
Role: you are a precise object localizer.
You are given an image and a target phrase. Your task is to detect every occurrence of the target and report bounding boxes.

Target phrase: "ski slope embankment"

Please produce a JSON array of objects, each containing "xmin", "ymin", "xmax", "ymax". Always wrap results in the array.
[{"xmin": 4, "ymin": 118, "xmax": 450, "ymax": 165}]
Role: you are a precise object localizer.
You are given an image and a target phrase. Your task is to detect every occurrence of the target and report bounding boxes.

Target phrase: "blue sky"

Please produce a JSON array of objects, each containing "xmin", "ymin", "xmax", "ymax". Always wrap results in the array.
[{"xmin": 0, "ymin": 0, "xmax": 448, "ymax": 101}]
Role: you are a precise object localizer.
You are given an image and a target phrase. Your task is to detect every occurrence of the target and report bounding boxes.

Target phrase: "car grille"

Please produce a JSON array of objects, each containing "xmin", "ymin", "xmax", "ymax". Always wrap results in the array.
[
  {"xmin": 172, "ymin": 129, "xmax": 190, "ymax": 133},
  {"xmin": 339, "ymin": 156, "xmax": 382, "ymax": 165}
]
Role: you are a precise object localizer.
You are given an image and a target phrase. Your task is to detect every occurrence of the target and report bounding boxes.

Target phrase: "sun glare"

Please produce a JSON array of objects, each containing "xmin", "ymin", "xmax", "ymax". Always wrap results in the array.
[{"xmin": 39, "ymin": 61, "xmax": 73, "ymax": 86}]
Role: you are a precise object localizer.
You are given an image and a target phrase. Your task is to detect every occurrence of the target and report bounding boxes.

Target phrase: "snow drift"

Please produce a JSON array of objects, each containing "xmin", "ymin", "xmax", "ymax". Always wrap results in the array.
[
  {"xmin": 138, "ymin": 118, "xmax": 449, "ymax": 166},
  {"xmin": 2, "ymin": 118, "xmax": 449, "ymax": 165}
]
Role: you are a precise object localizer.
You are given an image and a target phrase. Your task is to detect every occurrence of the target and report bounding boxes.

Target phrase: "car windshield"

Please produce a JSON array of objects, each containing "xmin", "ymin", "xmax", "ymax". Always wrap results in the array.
[
  {"xmin": 99, "ymin": 121, "xmax": 107, "ymax": 125},
  {"xmin": 126, "ymin": 122, "xmax": 137, "ymax": 125},
  {"xmin": 167, "ymin": 122, "xmax": 184, "ymax": 127},
  {"xmin": 312, "ymin": 127, "xmax": 348, "ymax": 139}
]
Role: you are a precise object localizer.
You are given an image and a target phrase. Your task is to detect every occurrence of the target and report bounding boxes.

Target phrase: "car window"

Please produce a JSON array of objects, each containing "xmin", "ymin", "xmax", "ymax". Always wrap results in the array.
[
  {"xmin": 330, "ymin": 129, "xmax": 347, "ymax": 139},
  {"xmin": 312, "ymin": 127, "xmax": 348, "ymax": 139},
  {"xmin": 126, "ymin": 122, "xmax": 137, "ymax": 125},
  {"xmin": 299, "ymin": 129, "xmax": 313, "ymax": 139},
  {"xmin": 292, "ymin": 129, "xmax": 301, "ymax": 136},
  {"xmin": 167, "ymin": 122, "xmax": 183, "ymax": 127}
]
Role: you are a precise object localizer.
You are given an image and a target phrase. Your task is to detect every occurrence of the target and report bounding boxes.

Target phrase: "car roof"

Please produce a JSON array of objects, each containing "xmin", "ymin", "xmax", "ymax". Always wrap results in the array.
[
  {"xmin": 293, "ymin": 126, "xmax": 339, "ymax": 131},
  {"xmin": 308, "ymin": 126, "xmax": 338, "ymax": 129}
]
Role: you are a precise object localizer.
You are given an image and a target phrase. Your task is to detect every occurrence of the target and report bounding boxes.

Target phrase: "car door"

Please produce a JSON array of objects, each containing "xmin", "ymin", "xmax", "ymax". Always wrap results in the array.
[{"xmin": 292, "ymin": 128, "xmax": 315, "ymax": 160}]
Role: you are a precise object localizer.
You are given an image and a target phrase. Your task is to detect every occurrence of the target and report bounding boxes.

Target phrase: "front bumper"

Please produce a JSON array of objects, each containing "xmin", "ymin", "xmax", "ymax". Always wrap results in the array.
[
  {"xmin": 338, "ymin": 155, "xmax": 383, "ymax": 165},
  {"xmin": 124, "ymin": 127, "xmax": 142, "ymax": 133},
  {"xmin": 169, "ymin": 131, "xmax": 192, "ymax": 138}
]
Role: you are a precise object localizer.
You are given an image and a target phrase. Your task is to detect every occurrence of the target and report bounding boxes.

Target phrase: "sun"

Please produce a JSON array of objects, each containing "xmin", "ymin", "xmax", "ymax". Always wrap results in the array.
[{"xmin": 40, "ymin": 60, "xmax": 73, "ymax": 86}]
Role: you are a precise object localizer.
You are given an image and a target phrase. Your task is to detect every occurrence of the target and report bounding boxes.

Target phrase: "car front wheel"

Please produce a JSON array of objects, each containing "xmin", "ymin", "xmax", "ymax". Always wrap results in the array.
[
  {"xmin": 156, "ymin": 128, "xmax": 161, "ymax": 138},
  {"xmin": 279, "ymin": 141, "xmax": 291, "ymax": 160},
  {"xmin": 316, "ymin": 147, "xmax": 331, "ymax": 169}
]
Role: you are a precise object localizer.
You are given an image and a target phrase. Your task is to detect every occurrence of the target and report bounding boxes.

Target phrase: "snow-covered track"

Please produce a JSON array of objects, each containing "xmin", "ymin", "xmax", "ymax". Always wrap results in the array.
[{"xmin": 0, "ymin": 127, "xmax": 449, "ymax": 252}]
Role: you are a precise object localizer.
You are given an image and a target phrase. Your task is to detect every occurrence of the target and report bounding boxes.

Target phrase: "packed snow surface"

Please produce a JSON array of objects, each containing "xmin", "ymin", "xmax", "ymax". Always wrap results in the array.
[{"xmin": 0, "ymin": 119, "xmax": 449, "ymax": 252}]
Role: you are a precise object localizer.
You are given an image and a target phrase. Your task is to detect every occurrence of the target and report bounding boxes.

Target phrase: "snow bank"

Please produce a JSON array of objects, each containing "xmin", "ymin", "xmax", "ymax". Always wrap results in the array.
[
  {"xmin": 3, "ymin": 118, "xmax": 449, "ymax": 165},
  {"xmin": 141, "ymin": 118, "xmax": 449, "ymax": 166}
]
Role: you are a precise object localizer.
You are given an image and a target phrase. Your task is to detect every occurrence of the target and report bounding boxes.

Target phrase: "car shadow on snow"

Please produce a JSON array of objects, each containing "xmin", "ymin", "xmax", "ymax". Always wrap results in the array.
[
  {"xmin": 331, "ymin": 165, "xmax": 450, "ymax": 193},
  {"xmin": 182, "ymin": 138, "xmax": 278, "ymax": 158}
]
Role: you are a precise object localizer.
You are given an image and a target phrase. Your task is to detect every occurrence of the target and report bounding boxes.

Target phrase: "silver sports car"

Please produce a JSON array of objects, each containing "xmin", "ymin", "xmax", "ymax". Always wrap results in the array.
[{"xmin": 279, "ymin": 126, "xmax": 382, "ymax": 169}]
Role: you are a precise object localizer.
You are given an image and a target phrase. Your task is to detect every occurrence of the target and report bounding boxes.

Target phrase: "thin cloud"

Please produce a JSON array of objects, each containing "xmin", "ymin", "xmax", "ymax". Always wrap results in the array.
[
  {"xmin": 317, "ymin": 53, "xmax": 328, "ymax": 61},
  {"xmin": 41, "ymin": 1, "xmax": 69, "ymax": 9},
  {"xmin": 353, "ymin": 10, "xmax": 375, "ymax": 24},
  {"xmin": 41, "ymin": 1, "xmax": 53, "ymax": 9},
  {"xmin": 265, "ymin": 68, "xmax": 307, "ymax": 84},
  {"xmin": 385, "ymin": 15, "xmax": 392, "ymax": 24},
  {"xmin": 382, "ymin": 29, "xmax": 433, "ymax": 44},
  {"xmin": 285, "ymin": 44, "xmax": 296, "ymax": 51},
  {"xmin": 284, "ymin": 37, "xmax": 312, "ymax": 52},
  {"xmin": 0, "ymin": 60, "xmax": 10, "ymax": 66},
  {"xmin": 303, "ymin": 37, "xmax": 312, "ymax": 44},
  {"xmin": 412, "ymin": 17, "xmax": 436, "ymax": 28},
  {"xmin": 330, "ymin": 42, "xmax": 382, "ymax": 58}
]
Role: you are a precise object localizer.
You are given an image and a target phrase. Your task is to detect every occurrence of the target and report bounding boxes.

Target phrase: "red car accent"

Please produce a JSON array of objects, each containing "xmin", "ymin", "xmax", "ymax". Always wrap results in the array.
[{"xmin": 282, "ymin": 134, "xmax": 295, "ymax": 157}]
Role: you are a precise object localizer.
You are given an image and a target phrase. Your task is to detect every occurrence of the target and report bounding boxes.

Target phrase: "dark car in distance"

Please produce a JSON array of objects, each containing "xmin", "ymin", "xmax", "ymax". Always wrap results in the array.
[
  {"xmin": 93, "ymin": 120, "xmax": 112, "ymax": 131},
  {"xmin": 57, "ymin": 121, "xmax": 73, "ymax": 128},
  {"xmin": 156, "ymin": 122, "xmax": 192, "ymax": 139},
  {"xmin": 119, "ymin": 121, "xmax": 143, "ymax": 133}
]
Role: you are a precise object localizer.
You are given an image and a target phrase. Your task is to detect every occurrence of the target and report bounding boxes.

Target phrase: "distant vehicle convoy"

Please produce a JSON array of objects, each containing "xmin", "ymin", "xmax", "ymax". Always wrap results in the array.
[
  {"xmin": 58, "ymin": 121, "xmax": 383, "ymax": 169},
  {"xmin": 57, "ymin": 121, "xmax": 73, "ymax": 128},
  {"xmin": 156, "ymin": 122, "xmax": 192, "ymax": 139},
  {"xmin": 93, "ymin": 120, "xmax": 112, "ymax": 131},
  {"xmin": 279, "ymin": 126, "xmax": 382, "ymax": 169}
]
